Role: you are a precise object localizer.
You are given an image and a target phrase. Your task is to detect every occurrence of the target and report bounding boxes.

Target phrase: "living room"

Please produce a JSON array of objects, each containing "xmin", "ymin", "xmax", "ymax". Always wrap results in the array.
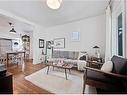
[{"xmin": 0, "ymin": 0, "xmax": 127, "ymax": 94}]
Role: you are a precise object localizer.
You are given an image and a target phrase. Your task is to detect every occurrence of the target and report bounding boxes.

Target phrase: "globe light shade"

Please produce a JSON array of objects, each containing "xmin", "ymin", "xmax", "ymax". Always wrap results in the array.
[{"xmin": 46, "ymin": 0, "xmax": 62, "ymax": 9}]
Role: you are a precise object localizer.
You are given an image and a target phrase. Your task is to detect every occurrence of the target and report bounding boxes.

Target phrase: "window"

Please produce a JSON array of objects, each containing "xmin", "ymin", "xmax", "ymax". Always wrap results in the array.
[
  {"xmin": 111, "ymin": 0, "xmax": 126, "ymax": 57},
  {"xmin": 117, "ymin": 13, "xmax": 123, "ymax": 56}
]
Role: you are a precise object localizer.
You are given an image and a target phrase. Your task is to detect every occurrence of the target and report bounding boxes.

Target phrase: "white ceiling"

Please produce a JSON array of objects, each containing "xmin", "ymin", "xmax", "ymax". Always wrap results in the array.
[
  {"xmin": 0, "ymin": 14, "xmax": 34, "ymax": 33},
  {"xmin": 0, "ymin": 0, "xmax": 109, "ymax": 27}
]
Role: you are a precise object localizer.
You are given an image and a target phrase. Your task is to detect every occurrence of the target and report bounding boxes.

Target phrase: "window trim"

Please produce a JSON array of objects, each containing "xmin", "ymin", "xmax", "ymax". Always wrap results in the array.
[{"xmin": 111, "ymin": 1, "xmax": 126, "ymax": 57}]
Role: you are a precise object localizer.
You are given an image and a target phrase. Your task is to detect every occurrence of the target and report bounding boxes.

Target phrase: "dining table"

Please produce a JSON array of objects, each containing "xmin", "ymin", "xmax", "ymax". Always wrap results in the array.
[{"xmin": 6, "ymin": 51, "xmax": 25, "ymax": 67}]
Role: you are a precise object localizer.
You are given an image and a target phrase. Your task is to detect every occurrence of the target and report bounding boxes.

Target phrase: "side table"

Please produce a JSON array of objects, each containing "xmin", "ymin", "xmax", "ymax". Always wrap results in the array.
[
  {"xmin": 87, "ymin": 60, "xmax": 104, "ymax": 69},
  {"xmin": 90, "ymin": 56, "xmax": 103, "ymax": 63},
  {"xmin": 0, "ymin": 72, "xmax": 13, "ymax": 94}
]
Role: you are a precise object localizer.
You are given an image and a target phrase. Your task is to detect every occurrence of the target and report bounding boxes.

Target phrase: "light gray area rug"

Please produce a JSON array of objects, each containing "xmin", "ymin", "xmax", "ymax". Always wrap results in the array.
[{"xmin": 25, "ymin": 67, "xmax": 96, "ymax": 94}]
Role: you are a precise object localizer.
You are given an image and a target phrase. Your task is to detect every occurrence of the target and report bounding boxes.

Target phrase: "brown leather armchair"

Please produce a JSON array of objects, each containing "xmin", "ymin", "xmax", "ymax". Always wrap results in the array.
[{"xmin": 83, "ymin": 56, "xmax": 127, "ymax": 94}]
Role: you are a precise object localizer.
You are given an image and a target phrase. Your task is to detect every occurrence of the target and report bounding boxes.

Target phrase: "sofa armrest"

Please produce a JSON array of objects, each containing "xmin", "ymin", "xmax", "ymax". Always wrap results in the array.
[{"xmin": 84, "ymin": 66, "xmax": 127, "ymax": 80}]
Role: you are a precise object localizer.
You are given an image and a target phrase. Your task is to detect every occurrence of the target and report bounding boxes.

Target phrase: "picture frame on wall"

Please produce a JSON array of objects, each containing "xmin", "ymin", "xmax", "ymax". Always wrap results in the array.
[
  {"xmin": 54, "ymin": 38, "xmax": 65, "ymax": 49},
  {"xmin": 47, "ymin": 41, "xmax": 52, "ymax": 49},
  {"xmin": 39, "ymin": 39, "xmax": 44, "ymax": 48},
  {"xmin": 71, "ymin": 32, "xmax": 80, "ymax": 41}
]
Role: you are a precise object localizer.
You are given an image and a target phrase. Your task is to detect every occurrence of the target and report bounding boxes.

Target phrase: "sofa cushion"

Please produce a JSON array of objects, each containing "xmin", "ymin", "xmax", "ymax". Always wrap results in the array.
[
  {"xmin": 111, "ymin": 55, "xmax": 127, "ymax": 75},
  {"xmin": 87, "ymin": 70, "xmax": 117, "ymax": 84},
  {"xmin": 52, "ymin": 51, "xmax": 60, "ymax": 58},
  {"xmin": 121, "ymin": 62, "xmax": 127, "ymax": 75},
  {"xmin": 101, "ymin": 61, "xmax": 113, "ymax": 72},
  {"xmin": 64, "ymin": 59, "xmax": 78, "ymax": 65},
  {"xmin": 52, "ymin": 50, "xmax": 79, "ymax": 59}
]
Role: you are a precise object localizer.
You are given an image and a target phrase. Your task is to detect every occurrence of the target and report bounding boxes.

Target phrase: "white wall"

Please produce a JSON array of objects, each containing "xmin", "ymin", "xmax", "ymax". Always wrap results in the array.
[
  {"xmin": 45, "ymin": 14, "xmax": 106, "ymax": 58},
  {"xmin": 33, "ymin": 25, "xmax": 46, "ymax": 64},
  {"xmin": 0, "ymin": 26, "xmax": 20, "ymax": 39}
]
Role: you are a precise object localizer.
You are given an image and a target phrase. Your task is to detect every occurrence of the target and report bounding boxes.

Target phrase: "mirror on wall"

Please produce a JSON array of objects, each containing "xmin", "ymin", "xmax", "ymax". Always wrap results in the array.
[{"xmin": 45, "ymin": 41, "xmax": 53, "ymax": 63}]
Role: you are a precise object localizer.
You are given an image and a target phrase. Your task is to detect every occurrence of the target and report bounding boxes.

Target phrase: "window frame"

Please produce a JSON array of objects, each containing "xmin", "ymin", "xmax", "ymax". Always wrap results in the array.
[{"xmin": 111, "ymin": 1, "xmax": 126, "ymax": 57}]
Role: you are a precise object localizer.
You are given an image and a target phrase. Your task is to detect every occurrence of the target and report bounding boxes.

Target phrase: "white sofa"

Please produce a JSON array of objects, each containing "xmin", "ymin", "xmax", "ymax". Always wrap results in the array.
[{"xmin": 47, "ymin": 50, "xmax": 88, "ymax": 70}]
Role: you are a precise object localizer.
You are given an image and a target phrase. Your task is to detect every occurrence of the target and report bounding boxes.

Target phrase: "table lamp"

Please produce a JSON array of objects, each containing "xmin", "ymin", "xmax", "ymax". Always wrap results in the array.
[{"xmin": 93, "ymin": 46, "xmax": 100, "ymax": 58}]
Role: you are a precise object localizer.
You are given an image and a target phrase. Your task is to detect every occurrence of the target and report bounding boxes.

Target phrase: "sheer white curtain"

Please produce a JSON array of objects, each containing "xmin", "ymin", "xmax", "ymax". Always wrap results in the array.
[{"xmin": 105, "ymin": 5, "xmax": 112, "ymax": 62}]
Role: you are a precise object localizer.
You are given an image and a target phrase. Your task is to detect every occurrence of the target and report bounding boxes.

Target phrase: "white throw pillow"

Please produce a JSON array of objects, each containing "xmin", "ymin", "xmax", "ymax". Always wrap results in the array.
[{"xmin": 101, "ymin": 61, "xmax": 113, "ymax": 72}]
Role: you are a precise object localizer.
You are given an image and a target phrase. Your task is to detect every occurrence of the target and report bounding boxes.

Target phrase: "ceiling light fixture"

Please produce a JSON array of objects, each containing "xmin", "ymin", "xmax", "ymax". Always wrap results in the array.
[
  {"xmin": 46, "ymin": 0, "xmax": 62, "ymax": 9},
  {"xmin": 9, "ymin": 22, "xmax": 16, "ymax": 33}
]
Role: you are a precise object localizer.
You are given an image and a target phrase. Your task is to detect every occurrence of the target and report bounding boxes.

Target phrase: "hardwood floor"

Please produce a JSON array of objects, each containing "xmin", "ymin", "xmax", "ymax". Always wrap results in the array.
[{"xmin": 7, "ymin": 60, "xmax": 50, "ymax": 94}]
